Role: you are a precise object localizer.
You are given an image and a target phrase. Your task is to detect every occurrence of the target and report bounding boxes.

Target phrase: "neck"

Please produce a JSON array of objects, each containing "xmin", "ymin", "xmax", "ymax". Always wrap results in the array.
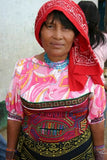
[
  {"xmin": 44, "ymin": 53, "xmax": 69, "ymax": 69},
  {"xmin": 45, "ymin": 54, "xmax": 68, "ymax": 62}
]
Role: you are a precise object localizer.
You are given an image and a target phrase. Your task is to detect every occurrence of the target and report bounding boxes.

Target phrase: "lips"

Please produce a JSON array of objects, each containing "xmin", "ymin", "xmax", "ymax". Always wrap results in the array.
[{"xmin": 50, "ymin": 42, "xmax": 64, "ymax": 48}]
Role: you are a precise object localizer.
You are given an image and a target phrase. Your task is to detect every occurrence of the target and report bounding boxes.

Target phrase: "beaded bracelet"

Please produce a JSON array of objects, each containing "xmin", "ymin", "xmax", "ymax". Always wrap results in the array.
[
  {"xmin": 94, "ymin": 145, "xmax": 105, "ymax": 151},
  {"xmin": 6, "ymin": 148, "xmax": 16, "ymax": 160},
  {"xmin": 94, "ymin": 145, "xmax": 105, "ymax": 160}
]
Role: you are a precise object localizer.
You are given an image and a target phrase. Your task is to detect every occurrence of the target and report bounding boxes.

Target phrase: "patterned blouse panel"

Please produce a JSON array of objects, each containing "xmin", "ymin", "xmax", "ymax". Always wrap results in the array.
[
  {"xmin": 21, "ymin": 95, "xmax": 89, "ymax": 142},
  {"xmin": 5, "ymin": 57, "xmax": 106, "ymax": 123}
]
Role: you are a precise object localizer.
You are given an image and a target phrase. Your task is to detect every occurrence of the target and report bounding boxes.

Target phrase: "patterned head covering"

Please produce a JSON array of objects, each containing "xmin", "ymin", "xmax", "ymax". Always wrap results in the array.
[{"xmin": 35, "ymin": 0, "xmax": 103, "ymax": 91}]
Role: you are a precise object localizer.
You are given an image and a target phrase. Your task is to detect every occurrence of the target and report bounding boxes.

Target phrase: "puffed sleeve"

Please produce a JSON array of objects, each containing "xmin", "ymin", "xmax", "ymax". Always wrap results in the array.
[
  {"xmin": 87, "ymin": 84, "xmax": 106, "ymax": 124},
  {"xmin": 5, "ymin": 60, "xmax": 23, "ymax": 121}
]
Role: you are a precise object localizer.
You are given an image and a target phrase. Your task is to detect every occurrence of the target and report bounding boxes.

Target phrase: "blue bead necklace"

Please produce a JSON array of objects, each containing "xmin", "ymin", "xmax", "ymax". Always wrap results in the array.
[{"xmin": 44, "ymin": 53, "xmax": 69, "ymax": 69}]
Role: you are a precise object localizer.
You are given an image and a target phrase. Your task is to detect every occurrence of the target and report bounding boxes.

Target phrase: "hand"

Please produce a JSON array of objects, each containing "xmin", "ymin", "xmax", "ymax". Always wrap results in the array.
[
  {"xmin": 6, "ymin": 148, "xmax": 15, "ymax": 160},
  {"xmin": 94, "ymin": 148, "xmax": 107, "ymax": 160}
]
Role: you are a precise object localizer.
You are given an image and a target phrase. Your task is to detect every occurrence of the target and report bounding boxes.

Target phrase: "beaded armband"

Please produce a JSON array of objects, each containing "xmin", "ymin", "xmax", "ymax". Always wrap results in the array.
[
  {"xmin": 6, "ymin": 148, "xmax": 16, "ymax": 160},
  {"xmin": 94, "ymin": 145, "xmax": 105, "ymax": 160}
]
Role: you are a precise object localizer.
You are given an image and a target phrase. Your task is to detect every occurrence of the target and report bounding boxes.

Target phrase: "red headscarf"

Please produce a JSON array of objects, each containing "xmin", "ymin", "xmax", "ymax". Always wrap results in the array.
[{"xmin": 35, "ymin": 0, "xmax": 103, "ymax": 91}]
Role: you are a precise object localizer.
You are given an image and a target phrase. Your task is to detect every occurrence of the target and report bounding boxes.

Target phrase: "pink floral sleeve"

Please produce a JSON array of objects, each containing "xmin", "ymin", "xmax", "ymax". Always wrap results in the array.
[
  {"xmin": 87, "ymin": 84, "xmax": 106, "ymax": 124},
  {"xmin": 5, "ymin": 60, "xmax": 23, "ymax": 121}
]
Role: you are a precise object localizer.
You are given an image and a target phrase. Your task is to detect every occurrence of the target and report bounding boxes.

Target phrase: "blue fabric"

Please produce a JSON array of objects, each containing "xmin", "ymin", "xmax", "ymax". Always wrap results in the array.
[{"xmin": 0, "ymin": 134, "xmax": 7, "ymax": 160}]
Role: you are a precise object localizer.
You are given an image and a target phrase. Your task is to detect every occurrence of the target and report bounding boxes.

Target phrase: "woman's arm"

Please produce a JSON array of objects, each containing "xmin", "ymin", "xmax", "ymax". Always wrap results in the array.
[
  {"xmin": 90, "ymin": 121, "xmax": 104, "ymax": 146},
  {"xmin": 7, "ymin": 119, "xmax": 22, "ymax": 149},
  {"xmin": 90, "ymin": 121, "xmax": 107, "ymax": 160},
  {"xmin": 6, "ymin": 119, "xmax": 22, "ymax": 160},
  {"xmin": 88, "ymin": 84, "xmax": 106, "ymax": 159}
]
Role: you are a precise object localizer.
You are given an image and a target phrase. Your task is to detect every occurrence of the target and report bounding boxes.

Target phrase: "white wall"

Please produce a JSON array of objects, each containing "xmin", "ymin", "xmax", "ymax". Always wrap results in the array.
[
  {"xmin": 0, "ymin": 0, "xmax": 46, "ymax": 101},
  {"xmin": 0, "ymin": 0, "xmax": 98, "ymax": 101}
]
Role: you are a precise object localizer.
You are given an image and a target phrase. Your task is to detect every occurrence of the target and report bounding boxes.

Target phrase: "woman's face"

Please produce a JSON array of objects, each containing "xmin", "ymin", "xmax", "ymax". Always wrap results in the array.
[{"xmin": 40, "ymin": 14, "xmax": 75, "ymax": 62}]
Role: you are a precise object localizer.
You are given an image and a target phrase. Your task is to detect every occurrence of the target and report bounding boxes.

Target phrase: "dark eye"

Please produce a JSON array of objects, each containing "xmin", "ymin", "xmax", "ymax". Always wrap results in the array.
[
  {"xmin": 45, "ymin": 23, "xmax": 54, "ymax": 29},
  {"xmin": 62, "ymin": 25, "xmax": 71, "ymax": 30},
  {"xmin": 47, "ymin": 24, "xmax": 54, "ymax": 28}
]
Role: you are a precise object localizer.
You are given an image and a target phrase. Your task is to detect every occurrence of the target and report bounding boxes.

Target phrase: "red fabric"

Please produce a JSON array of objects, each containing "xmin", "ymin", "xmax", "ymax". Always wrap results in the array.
[{"xmin": 34, "ymin": 0, "xmax": 103, "ymax": 91}]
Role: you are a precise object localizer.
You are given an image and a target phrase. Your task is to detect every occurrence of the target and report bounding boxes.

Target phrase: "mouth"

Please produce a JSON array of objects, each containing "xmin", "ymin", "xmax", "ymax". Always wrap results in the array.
[{"xmin": 50, "ymin": 42, "xmax": 64, "ymax": 48}]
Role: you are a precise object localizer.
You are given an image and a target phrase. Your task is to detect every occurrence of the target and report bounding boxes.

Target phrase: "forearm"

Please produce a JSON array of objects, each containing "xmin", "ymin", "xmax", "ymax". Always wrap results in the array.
[
  {"xmin": 7, "ymin": 119, "xmax": 22, "ymax": 150},
  {"xmin": 90, "ymin": 121, "xmax": 105, "ymax": 160},
  {"xmin": 90, "ymin": 120, "xmax": 104, "ymax": 146}
]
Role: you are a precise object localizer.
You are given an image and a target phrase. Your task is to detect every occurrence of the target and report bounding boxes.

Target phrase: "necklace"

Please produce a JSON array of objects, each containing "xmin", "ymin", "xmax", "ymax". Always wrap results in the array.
[{"xmin": 44, "ymin": 53, "xmax": 69, "ymax": 69}]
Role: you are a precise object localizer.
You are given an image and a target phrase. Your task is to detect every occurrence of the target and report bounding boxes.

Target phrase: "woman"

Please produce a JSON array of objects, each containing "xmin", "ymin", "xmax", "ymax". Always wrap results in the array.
[{"xmin": 5, "ymin": 0, "xmax": 106, "ymax": 159}]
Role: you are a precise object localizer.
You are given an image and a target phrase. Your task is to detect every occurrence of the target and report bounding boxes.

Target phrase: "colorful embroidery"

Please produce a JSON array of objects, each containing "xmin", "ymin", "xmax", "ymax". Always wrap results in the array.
[
  {"xmin": 21, "ymin": 93, "xmax": 90, "ymax": 109},
  {"xmin": 91, "ymin": 116, "xmax": 104, "ymax": 123},
  {"xmin": 8, "ymin": 112, "xmax": 22, "ymax": 121},
  {"xmin": 15, "ymin": 127, "xmax": 94, "ymax": 160},
  {"xmin": 21, "ymin": 94, "xmax": 89, "ymax": 142}
]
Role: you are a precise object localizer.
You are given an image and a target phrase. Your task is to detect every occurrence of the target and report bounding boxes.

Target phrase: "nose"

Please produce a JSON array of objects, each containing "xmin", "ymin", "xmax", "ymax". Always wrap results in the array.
[{"xmin": 53, "ymin": 27, "xmax": 63, "ymax": 40}]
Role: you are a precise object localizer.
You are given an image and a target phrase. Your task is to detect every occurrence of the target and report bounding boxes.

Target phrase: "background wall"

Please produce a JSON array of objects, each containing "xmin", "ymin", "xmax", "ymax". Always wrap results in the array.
[{"xmin": 0, "ymin": 0, "xmax": 98, "ymax": 101}]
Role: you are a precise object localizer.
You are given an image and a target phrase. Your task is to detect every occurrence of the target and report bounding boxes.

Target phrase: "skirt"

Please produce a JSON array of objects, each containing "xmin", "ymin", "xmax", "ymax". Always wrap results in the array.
[{"xmin": 15, "ymin": 127, "xmax": 95, "ymax": 160}]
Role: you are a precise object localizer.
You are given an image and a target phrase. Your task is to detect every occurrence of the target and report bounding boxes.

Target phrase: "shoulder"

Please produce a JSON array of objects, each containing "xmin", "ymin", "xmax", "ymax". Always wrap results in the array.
[
  {"xmin": 103, "ymin": 32, "xmax": 107, "ymax": 40},
  {"xmin": 16, "ymin": 57, "xmax": 33, "ymax": 67},
  {"xmin": 100, "ymin": 33, "xmax": 107, "ymax": 53},
  {"xmin": 15, "ymin": 53, "xmax": 45, "ymax": 74},
  {"xmin": 103, "ymin": 32, "xmax": 107, "ymax": 37},
  {"xmin": 94, "ymin": 33, "xmax": 107, "ymax": 54},
  {"xmin": 14, "ymin": 57, "xmax": 37, "ymax": 75}
]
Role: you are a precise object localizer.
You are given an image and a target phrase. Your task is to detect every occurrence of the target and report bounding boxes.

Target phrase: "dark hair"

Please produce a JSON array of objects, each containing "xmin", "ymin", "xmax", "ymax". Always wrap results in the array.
[
  {"xmin": 40, "ymin": 10, "xmax": 79, "ymax": 37},
  {"xmin": 78, "ymin": 1, "xmax": 106, "ymax": 49}
]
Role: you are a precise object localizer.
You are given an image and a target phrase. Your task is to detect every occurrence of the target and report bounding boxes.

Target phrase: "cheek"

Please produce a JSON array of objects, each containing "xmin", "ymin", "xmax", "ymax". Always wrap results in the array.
[
  {"xmin": 40, "ymin": 28, "xmax": 47, "ymax": 43},
  {"xmin": 40, "ymin": 31, "xmax": 50, "ymax": 46},
  {"xmin": 40, "ymin": 33, "xmax": 46, "ymax": 43},
  {"xmin": 66, "ymin": 31, "xmax": 75, "ymax": 43},
  {"xmin": 40, "ymin": 34, "xmax": 50, "ymax": 50},
  {"xmin": 40, "ymin": 36, "xmax": 47, "ymax": 47}
]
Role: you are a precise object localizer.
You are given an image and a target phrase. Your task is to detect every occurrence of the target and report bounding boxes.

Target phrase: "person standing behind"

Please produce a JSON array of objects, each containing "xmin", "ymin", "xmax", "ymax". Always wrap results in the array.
[
  {"xmin": 78, "ymin": 1, "xmax": 107, "ymax": 85},
  {"xmin": 78, "ymin": 1, "xmax": 107, "ymax": 159}
]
